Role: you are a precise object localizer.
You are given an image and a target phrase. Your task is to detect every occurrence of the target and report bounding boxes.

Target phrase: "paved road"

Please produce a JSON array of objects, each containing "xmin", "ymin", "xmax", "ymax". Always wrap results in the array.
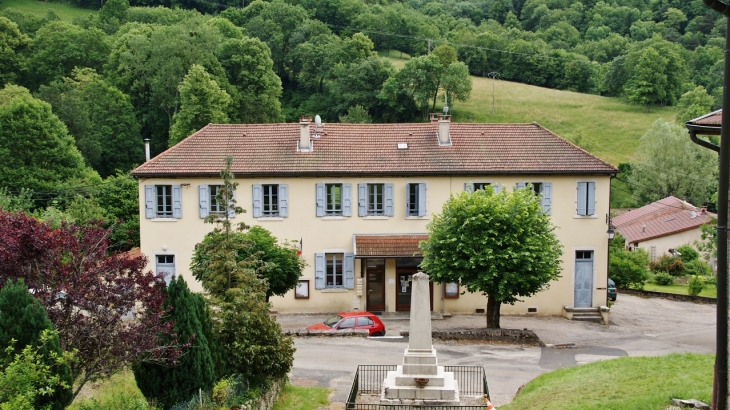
[{"xmin": 280, "ymin": 294, "xmax": 716, "ymax": 407}]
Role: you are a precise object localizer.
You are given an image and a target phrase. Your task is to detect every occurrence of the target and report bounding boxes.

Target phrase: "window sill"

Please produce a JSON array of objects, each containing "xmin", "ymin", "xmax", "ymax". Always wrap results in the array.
[
  {"xmin": 258, "ymin": 217, "xmax": 284, "ymax": 221},
  {"xmin": 363, "ymin": 216, "xmax": 389, "ymax": 220},
  {"xmin": 151, "ymin": 218, "xmax": 178, "ymax": 222},
  {"xmin": 322, "ymin": 216, "xmax": 346, "ymax": 220},
  {"xmin": 405, "ymin": 216, "xmax": 429, "ymax": 220},
  {"xmin": 573, "ymin": 214, "xmax": 598, "ymax": 219},
  {"xmin": 320, "ymin": 288, "xmax": 349, "ymax": 293}
]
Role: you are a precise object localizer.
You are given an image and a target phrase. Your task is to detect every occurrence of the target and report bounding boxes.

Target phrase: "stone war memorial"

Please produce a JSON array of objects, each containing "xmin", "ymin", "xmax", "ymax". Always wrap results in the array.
[{"xmin": 342, "ymin": 271, "xmax": 491, "ymax": 409}]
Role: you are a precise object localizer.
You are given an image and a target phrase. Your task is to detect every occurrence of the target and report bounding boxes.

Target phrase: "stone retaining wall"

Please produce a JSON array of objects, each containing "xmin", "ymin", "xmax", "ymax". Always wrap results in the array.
[
  {"xmin": 401, "ymin": 328, "xmax": 544, "ymax": 346},
  {"xmin": 619, "ymin": 288, "xmax": 716, "ymax": 304}
]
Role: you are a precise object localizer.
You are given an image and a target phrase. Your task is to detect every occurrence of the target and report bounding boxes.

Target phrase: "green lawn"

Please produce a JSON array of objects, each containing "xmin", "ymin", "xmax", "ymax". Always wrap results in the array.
[
  {"xmin": 500, "ymin": 353, "xmax": 713, "ymax": 410},
  {"xmin": 271, "ymin": 385, "xmax": 331, "ymax": 410},
  {"xmin": 643, "ymin": 282, "xmax": 717, "ymax": 298},
  {"xmin": 0, "ymin": 0, "xmax": 95, "ymax": 21},
  {"xmin": 68, "ymin": 371, "xmax": 152, "ymax": 410}
]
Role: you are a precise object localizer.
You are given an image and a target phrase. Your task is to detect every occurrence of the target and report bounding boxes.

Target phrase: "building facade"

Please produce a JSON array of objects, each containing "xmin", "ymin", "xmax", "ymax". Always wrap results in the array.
[{"xmin": 132, "ymin": 116, "xmax": 617, "ymax": 315}]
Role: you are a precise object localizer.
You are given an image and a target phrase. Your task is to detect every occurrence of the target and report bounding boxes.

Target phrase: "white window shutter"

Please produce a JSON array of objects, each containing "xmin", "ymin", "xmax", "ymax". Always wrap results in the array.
[
  {"xmin": 358, "ymin": 183, "xmax": 367, "ymax": 216},
  {"xmin": 252, "ymin": 184, "xmax": 262, "ymax": 217},
  {"xmin": 384, "ymin": 183, "xmax": 394, "ymax": 216},
  {"xmin": 172, "ymin": 185, "xmax": 182, "ymax": 219},
  {"xmin": 405, "ymin": 183, "xmax": 411, "ymax": 215},
  {"xmin": 464, "ymin": 182, "xmax": 474, "ymax": 192},
  {"xmin": 279, "ymin": 184, "xmax": 288, "ymax": 217},
  {"xmin": 314, "ymin": 253, "xmax": 325, "ymax": 289},
  {"xmin": 577, "ymin": 182, "xmax": 587, "ymax": 215},
  {"xmin": 492, "ymin": 184, "xmax": 500, "ymax": 194},
  {"xmin": 144, "ymin": 185, "xmax": 155, "ymax": 219},
  {"xmin": 342, "ymin": 184, "xmax": 352, "ymax": 216},
  {"xmin": 315, "ymin": 184, "xmax": 325, "ymax": 217},
  {"xmin": 516, "ymin": 182, "xmax": 526, "ymax": 190},
  {"xmin": 344, "ymin": 253, "xmax": 355, "ymax": 289},
  {"xmin": 418, "ymin": 183, "xmax": 427, "ymax": 217},
  {"xmin": 199, "ymin": 185, "xmax": 209, "ymax": 218},
  {"xmin": 587, "ymin": 182, "xmax": 596, "ymax": 216},
  {"xmin": 542, "ymin": 182, "xmax": 552, "ymax": 215}
]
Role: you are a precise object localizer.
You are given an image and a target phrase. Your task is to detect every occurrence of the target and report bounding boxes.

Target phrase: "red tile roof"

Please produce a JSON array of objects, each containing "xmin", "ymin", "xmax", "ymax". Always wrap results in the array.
[
  {"xmin": 688, "ymin": 109, "xmax": 722, "ymax": 126},
  {"xmin": 612, "ymin": 196, "xmax": 714, "ymax": 243},
  {"xmin": 354, "ymin": 234, "xmax": 428, "ymax": 257},
  {"xmin": 131, "ymin": 122, "xmax": 617, "ymax": 177}
]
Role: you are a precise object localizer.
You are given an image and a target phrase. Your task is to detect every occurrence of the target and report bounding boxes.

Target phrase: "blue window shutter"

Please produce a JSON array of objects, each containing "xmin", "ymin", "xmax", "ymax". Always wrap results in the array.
[
  {"xmin": 542, "ymin": 183, "xmax": 552, "ymax": 215},
  {"xmin": 418, "ymin": 183, "xmax": 427, "ymax": 216},
  {"xmin": 343, "ymin": 183, "xmax": 352, "ymax": 216},
  {"xmin": 279, "ymin": 184, "xmax": 288, "ymax": 217},
  {"xmin": 144, "ymin": 185, "xmax": 155, "ymax": 219},
  {"xmin": 172, "ymin": 185, "xmax": 182, "ymax": 219},
  {"xmin": 492, "ymin": 184, "xmax": 500, "ymax": 194},
  {"xmin": 344, "ymin": 253, "xmax": 355, "ymax": 289},
  {"xmin": 228, "ymin": 188, "xmax": 236, "ymax": 218},
  {"xmin": 405, "ymin": 183, "xmax": 411, "ymax": 215},
  {"xmin": 314, "ymin": 253, "xmax": 325, "ymax": 289},
  {"xmin": 315, "ymin": 184, "xmax": 325, "ymax": 217},
  {"xmin": 252, "ymin": 184, "xmax": 262, "ymax": 217},
  {"xmin": 358, "ymin": 183, "xmax": 367, "ymax": 216},
  {"xmin": 516, "ymin": 182, "xmax": 526, "ymax": 190},
  {"xmin": 199, "ymin": 185, "xmax": 209, "ymax": 218},
  {"xmin": 577, "ymin": 182, "xmax": 587, "ymax": 215},
  {"xmin": 464, "ymin": 182, "xmax": 473, "ymax": 192},
  {"xmin": 384, "ymin": 183, "xmax": 394, "ymax": 216},
  {"xmin": 587, "ymin": 182, "xmax": 596, "ymax": 216}
]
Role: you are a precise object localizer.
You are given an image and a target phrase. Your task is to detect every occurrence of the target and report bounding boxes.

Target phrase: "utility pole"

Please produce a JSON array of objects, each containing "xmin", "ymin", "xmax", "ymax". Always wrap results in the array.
[
  {"xmin": 487, "ymin": 72, "xmax": 499, "ymax": 116},
  {"xmin": 693, "ymin": 2, "xmax": 730, "ymax": 409}
]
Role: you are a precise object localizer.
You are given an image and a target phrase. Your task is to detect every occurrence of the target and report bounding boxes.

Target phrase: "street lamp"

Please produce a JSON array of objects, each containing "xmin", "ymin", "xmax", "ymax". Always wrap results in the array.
[{"xmin": 607, "ymin": 227, "xmax": 615, "ymax": 240}]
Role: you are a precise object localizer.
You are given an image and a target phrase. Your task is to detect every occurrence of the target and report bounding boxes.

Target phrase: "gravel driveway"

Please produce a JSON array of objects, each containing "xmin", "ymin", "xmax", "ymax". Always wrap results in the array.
[{"xmin": 278, "ymin": 294, "xmax": 716, "ymax": 407}]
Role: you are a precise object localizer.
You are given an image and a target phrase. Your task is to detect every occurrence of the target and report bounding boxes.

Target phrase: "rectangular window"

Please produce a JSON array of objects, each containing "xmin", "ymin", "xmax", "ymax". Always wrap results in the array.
[
  {"xmin": 406, "ymin": 183, "xmax": 427, "ymax": 217},
  {"xmin": 262, "ymin": 184, "xmax": 279, "ymax": 216},
  {"xmin": 156, "ymin": 185, "xmax": 173, "ymax": 218},
  {"xmin": 209, "ymin": 185, "xmax": 224, "ymax": 215},
  {"xmin": 530, "ymin": 183, "xmax": 543, "ymax": 195},
  {"xmin": 473, "ymin": 182, "xmax": 491, "ymax": 191},
  {"xmin": 367, "ymin": 184, "xmax": 384, "ymax": 215},
  {"xmin": 326, "ymin": 253, "xmax": 344, "ymax": 287},
  {"xmin": 576, "ymin": 182, "xmax": 596, "ymax": 216},
  {"xmin": 326, "ymin": 184, "xmax": 342, "ymax": 216},
  {"xmin": 156, "ymin": 255, "xmax": 175, "ymax": 285}
]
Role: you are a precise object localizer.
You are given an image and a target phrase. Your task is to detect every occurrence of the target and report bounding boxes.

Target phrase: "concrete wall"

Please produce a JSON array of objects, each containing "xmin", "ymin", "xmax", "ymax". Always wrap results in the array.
[
  {"xmin": 138, "ymin": 174, "xmax": 611, "ymax": 316},
  {"xmin": 631, "ymin": 228, "xmax": 705, "ymax": 262}
]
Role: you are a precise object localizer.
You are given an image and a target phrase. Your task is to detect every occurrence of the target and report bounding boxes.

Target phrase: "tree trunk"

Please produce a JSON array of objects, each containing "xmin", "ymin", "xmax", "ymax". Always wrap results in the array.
[{"xmin": 486, "ymin": 296, "xmax": 501, "ymax": 329}]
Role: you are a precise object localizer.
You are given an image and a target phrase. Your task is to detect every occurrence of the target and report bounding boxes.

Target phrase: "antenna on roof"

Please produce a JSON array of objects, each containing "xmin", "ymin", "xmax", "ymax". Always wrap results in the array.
[{"xmin": 313, "ymin": 114, "xmax": 323, "ymax": 138}]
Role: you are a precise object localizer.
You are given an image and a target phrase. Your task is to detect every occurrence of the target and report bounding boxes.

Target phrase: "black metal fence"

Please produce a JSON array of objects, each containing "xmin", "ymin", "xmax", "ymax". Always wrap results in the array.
[{"xmin": 346, "ymin": 365, "xmax": 490, "ymax": 409}]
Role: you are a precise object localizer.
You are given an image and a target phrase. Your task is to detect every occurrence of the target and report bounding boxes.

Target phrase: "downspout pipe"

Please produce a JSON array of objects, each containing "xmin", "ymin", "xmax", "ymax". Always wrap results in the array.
[
  {"xmin": 699, "ymin": 2, "xmax": 730, "ymax": 409},
  {"xmin": 686, "ymin": 125, "xmax": 721, "ymax": 153}
]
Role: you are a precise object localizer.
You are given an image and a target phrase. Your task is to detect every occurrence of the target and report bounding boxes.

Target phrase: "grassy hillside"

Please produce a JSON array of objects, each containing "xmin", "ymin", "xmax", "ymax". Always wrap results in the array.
[{"xmin": 0, "ymin": 0, "xmax": 95, "ymax": 21}]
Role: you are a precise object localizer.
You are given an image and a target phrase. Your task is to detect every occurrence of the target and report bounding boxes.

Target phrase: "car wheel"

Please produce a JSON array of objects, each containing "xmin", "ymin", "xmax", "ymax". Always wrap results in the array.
[{"xmin": 372, "ymin": 331, "xmax": 384, "ymax": 337}]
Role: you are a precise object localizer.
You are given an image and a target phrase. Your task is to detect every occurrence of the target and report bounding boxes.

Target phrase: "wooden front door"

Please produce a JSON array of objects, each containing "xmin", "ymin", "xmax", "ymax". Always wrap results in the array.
[
  {"xmin": 366, "ymin": 259, "xmax": 385, "ymax": 312},
  {"xmin": 396, "ymin": 268, "xmax": 433, "ymax": 312}
]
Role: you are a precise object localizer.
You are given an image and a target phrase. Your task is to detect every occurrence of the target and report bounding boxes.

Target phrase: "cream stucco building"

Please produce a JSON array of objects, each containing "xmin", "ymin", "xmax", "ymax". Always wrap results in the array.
[{"xmin": 131, "ymin": 116, "xmax": 617, "ymax": 316}]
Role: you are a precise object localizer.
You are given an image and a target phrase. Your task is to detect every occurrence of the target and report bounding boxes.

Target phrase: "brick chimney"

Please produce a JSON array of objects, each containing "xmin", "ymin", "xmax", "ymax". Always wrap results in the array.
[{"xmin": 299, "ymin": 116, "xmax": 312, "ymax": 152}]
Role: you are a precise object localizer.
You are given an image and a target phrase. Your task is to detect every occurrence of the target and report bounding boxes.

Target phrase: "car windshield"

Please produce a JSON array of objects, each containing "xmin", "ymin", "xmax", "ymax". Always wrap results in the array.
[{"xmin": 323, "ymin": 315, "xmax": 343, "ymax": 328}]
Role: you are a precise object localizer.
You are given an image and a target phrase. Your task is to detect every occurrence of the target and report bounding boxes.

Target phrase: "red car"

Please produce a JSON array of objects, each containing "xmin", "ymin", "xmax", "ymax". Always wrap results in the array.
[{"xmin": 306, "ymin": 311, "xmax": 386, "ymax": 336}]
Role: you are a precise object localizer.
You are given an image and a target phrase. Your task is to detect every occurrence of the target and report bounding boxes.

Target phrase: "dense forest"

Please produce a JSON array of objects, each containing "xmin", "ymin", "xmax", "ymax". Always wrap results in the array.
[{"xmin": 0, "ymin": 0, "xmax": 724, "ymax": 247}]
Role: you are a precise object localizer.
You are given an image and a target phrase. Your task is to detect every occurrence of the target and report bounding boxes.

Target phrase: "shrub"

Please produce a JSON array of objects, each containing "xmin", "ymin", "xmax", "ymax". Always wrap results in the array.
[
  {"xmin": 609, "ymin": 248, "xmax": 649, "ymax": 289},
  {"xmin": 676, "ymin": 244, "xmax": 699, "ymax": 263},
  {"xmin": 653, "ymin": 272, "xmax": 674, "ymax": 286},
  {"xmin": 685, "ymin": 259, "xmax": 712, "ymax": 277},
  {"xmin": 649, "ymin": 255, "xmax": 686, "ymax": 276},
  {"xmin": 688, "ymin": 275, "xmax": 705, "ymax": 296},
  {"xmin": 703, "ymin": 274, "xmax": 717, "ymax": 286}
]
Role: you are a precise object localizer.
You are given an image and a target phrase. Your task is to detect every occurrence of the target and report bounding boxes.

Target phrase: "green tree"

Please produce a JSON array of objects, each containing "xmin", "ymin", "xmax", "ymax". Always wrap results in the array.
[
  {"xmin": 0, "ymin": 330, "xmax": 73, "ymax": 410},
  {"xmin": 330, "ymin": 55, "xmax": 396, "ymax": 120},
  {"xmin": 0, "ymin": 17, "xmax": 30, "ymax": 88},
  {"xmin": 624, "ymin": 46, "xmax": 667, "ymax": 111},
  {"xmin": 339, "ymin": 105, "xmax": 372, "ymax": 123},
  {"xmin": 0, "ymin": 85, "xmax": 98, "ymax": 206},
  {"xmin": 169, "ymin": 64, "xmax": 231, "ymax": 147},
  {"xmin": 420, "ymin": 188, "xmax": 563, "ymax": 328},
  {"xmin": 609, "ymin": 247, "xmax": 649, "ymax": 289},
  {"xmin": 440, "ymin": 61, "xmax": 472, "ymax": 112},
  {"xmin": 628, "ymin": 119, "xmax": 717, "ymax": 207},
  {"xmin": 37, "ymin": 68, "xmax": 143, "ymax": 178},
  {"xmin": 133, "ymin": 276, "xmax": 217, "ymax": 409},
  {"xmin": 675, "ymin": 85, "xmax": 714, "ymax": 125},
  {"xmin": 190, "ymin": 157, "xmax": 294, "ymax": 384},
  {"xmin": 694, "ymin": 216, "xmax": 717, "ymax": 261},
  {"xmin": 96, "ymin": 172, "xmax": 141, "ymax": 251},
  {"xmin": 382, "ymin": 54, "xmax": 441, "ymax": 119},
  {"xmin": 0, "ymin": 280, "xmax": 73, "ymax": 410}
]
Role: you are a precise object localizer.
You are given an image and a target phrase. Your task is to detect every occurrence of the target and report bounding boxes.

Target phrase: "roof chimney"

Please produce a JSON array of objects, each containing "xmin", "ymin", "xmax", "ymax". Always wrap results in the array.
[
  {"xmin": 144, "ymin": 138, "xmax": 150, "ymax": 162},
  {"xmin": 299, "ymin": 116, "xmax": 311, "ymax": 152},
  {"xmin": 438, "ymin": 114, "xmax": 451, "ymax": 145}
]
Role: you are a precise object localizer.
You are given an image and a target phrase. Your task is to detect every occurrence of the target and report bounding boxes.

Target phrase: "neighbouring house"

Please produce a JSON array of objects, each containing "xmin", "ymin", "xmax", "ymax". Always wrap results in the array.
[
  {"xmin": 131, "ymin": 115, "xmax": 617, "ymax": 315},
  {"xmin": 612, "ymin": 196, "xmax": 715, "ymax": 262}
]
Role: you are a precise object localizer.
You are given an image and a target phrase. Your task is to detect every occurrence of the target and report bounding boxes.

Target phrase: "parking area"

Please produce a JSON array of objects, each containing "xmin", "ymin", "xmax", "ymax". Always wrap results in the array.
[{"xmin": 279, "ymin": 294, "xmax": 716, "ymax": 407}]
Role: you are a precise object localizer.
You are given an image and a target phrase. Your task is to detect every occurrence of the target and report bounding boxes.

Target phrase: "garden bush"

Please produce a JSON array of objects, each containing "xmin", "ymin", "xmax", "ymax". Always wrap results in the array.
[
  {"xmin": 686, "ymin": 259, "xmax": 713, "ymax": 277},
  {"xmin": 676, "ymin": 244, "xmax": 700, "ymax": 264},
  {"xmin": 688, "ymin": 275, "xmax": 705, "ymax": 296},
  {"xmin": 653, "ymin": 272, "xmax": 674, "ymax": 286},
  {"xmin": 609, "ymin": 248, "xmax": 649, "ymax": 289},
  {"xmin": 649, "ymin": 255, "xmax": 686, "ymax": 276}
]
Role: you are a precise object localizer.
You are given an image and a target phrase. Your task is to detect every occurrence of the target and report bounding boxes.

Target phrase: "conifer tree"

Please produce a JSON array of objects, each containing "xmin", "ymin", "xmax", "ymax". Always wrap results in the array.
[{"xmin": 0, "ymin": 279, "xmax": 73, "ymax": 410}]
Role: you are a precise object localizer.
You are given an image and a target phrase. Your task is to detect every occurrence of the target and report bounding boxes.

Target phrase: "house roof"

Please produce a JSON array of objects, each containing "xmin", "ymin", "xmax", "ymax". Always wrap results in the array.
[
  {"xmin": 353, "ymin": 234, "xmax": 428, "ymax": 258},
  {"xmin": 687, "ymin": 109, "xmax": 722, "ymax": 127},
  {"xmin": 131, "ymin": 121, "xmax": 617, "ymax": 177},
  {"xmin": 612, "ymin": 196, "xmax": 714, "ymax": 244}
]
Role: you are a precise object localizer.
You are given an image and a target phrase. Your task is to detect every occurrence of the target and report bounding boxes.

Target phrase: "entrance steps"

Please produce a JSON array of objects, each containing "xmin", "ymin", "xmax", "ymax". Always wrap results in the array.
[{"xmin": 563, "ymin": 306, "xmax": 609, "ymax": 324}]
